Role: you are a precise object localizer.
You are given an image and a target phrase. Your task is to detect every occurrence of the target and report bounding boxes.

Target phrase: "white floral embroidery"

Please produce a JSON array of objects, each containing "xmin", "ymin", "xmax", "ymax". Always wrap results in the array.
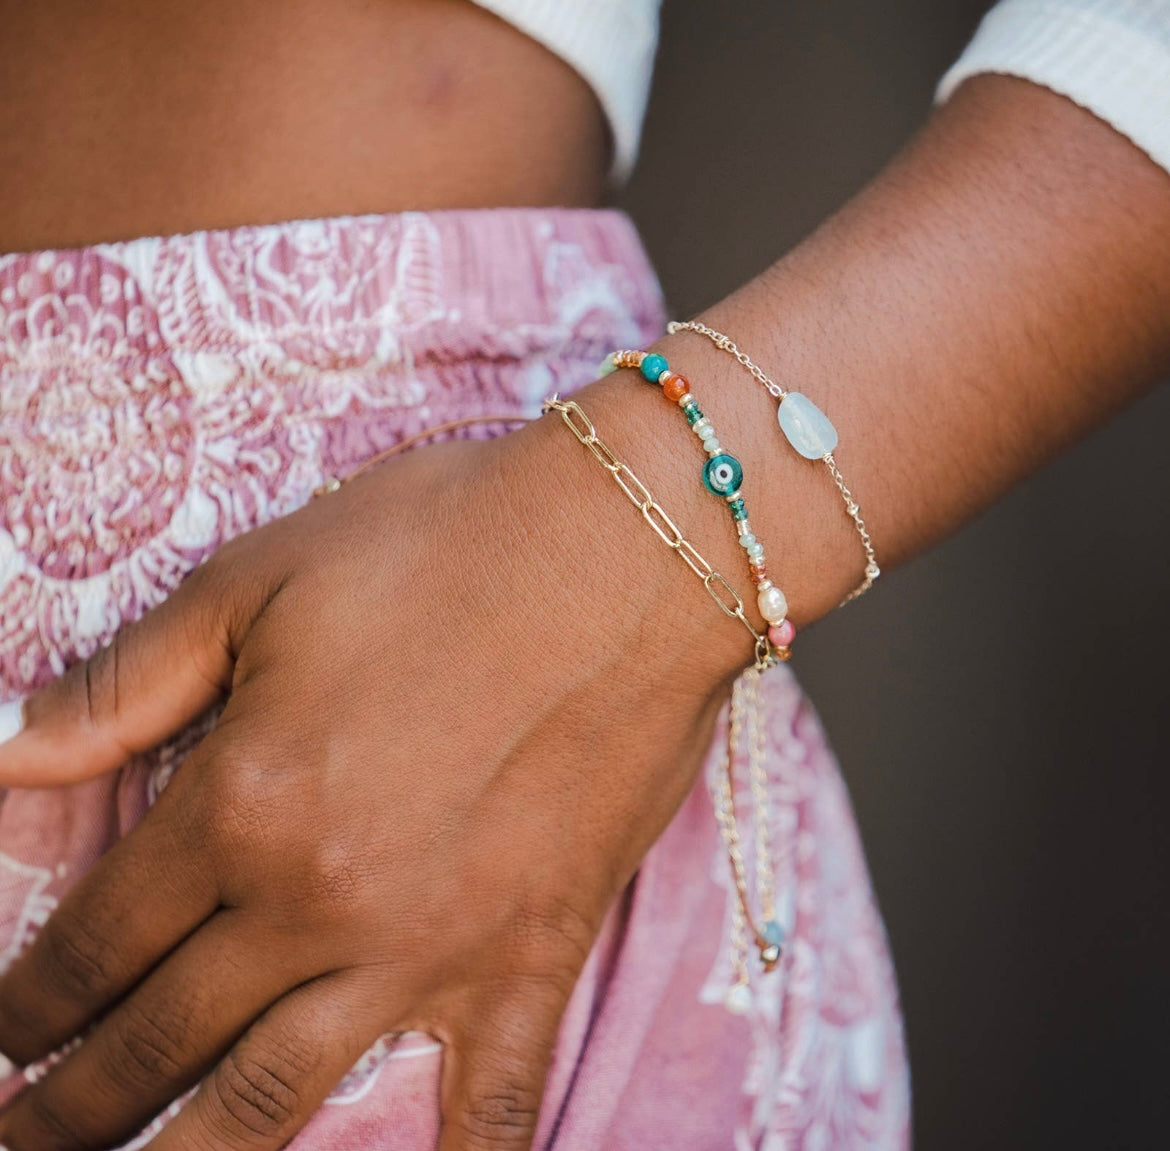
[{"xmin": 0, "ymin": 850, "xmax": 56, "ymax": 976}]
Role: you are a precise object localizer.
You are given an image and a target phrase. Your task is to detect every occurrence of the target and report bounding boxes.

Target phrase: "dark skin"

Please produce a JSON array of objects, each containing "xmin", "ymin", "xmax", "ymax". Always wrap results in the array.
[
  {"xmin": 0, "ymin": 0, "xmax": 607, "ymax": 250},
  {"xmin": 1, "ymin": 1, "xmax": 1170, "ymax": 1147}
]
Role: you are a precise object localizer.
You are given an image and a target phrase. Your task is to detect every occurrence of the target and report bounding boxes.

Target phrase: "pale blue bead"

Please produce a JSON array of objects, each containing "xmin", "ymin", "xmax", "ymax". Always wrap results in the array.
[
  {"xmin": 747, "ymin": 542, "xmax": 765, "ymax": 558},
  {"xmin": 762, "ymin": 918, "xmax": 787, "ymax": 946},
  {"xmin": 598, "ymin": 354, "xmax": 617, "ymax": 376},
  {"xmin": 777, "ymin": 392, "xmax": 838, "ymax": 459},
  {"xmin": 739, "ymin": 533, "xmax": 757, "ymax": 549}
]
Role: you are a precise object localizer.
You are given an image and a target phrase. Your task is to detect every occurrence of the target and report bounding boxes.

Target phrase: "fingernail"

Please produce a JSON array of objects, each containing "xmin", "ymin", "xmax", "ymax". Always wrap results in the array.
[
  {"xmin": 0, "ymin": 699, "xmax": 24, "ymax": 746},
  {"xmin": 0, "ymin": 1051, "xmax": 12, "ymax": 1077}
]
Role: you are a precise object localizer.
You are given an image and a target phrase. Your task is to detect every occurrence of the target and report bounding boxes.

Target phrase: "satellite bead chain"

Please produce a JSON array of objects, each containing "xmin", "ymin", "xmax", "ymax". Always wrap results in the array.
[{"xmin": 664, "ymin": 320, "xmax": 880, "ymax": 604}]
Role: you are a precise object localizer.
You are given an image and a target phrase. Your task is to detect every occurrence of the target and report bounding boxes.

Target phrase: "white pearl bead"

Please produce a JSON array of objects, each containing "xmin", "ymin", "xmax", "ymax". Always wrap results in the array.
[{"xmin": 758, "ymin": 584, "xmax": 789, "ymax": 624}]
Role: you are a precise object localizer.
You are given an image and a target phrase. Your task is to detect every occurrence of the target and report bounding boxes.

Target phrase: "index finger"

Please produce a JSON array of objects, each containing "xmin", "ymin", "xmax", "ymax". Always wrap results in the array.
[{"xmin": 0, "ymin": 766, "xmax": 220, "ymax": 1069}]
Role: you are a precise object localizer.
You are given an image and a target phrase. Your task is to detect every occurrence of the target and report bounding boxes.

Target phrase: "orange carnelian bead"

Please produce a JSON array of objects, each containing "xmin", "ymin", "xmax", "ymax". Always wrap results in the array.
[{"xmin": 662, "ymin": 372, "xmax": 690, "ymax": 402}]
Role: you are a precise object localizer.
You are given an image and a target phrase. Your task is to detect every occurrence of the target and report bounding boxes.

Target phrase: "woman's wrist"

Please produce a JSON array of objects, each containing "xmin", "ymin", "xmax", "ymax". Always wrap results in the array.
[
  {"xmin": 562, "ymin": 73, "xmax": 1170, "ymax": 688},
  {"xmin": 505, "ymin": 377, "xmax": 768, "ymax": 696},
  {"xmin": 557, "ymin": 322, "xmax": 866, "ymax": 660},
  {"xmin": 505, "ymin": 72, "xmax": 1170, "ymax": 707},
  {"xmin": 523, "ymin": 335, "xmax": 856, "ymax": 693}
]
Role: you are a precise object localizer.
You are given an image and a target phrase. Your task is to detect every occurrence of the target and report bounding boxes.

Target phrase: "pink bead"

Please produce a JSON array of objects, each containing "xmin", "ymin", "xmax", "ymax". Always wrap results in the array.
[{"xmin": 768, "ymin": 619, "xmax": 796, "ymax": 648}]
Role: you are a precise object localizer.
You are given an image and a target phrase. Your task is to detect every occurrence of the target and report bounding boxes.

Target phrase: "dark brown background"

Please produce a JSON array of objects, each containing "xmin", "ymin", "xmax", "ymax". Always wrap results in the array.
[{"xmin": 617, "ymin": 2, "xmax": 1170, "ymax": 1147}]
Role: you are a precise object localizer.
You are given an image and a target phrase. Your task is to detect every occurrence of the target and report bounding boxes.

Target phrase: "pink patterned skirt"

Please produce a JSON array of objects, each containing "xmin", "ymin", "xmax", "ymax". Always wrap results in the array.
[{"xmin": 0, "ymin": 209, "xmax": 909, "ymax": 1149}]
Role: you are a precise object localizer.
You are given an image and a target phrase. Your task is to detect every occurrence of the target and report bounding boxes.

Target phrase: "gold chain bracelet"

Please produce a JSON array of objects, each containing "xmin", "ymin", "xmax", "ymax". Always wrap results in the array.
[{"xmin": 542, "ymin": 394, "xmax": 777, "ymax": 670}]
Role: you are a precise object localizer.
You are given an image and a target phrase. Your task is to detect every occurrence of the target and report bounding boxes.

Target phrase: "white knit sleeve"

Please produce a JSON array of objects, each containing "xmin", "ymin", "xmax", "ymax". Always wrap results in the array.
[
  {"xmin": 469, "ymin": 0, "xmax": 660, "ymax": 183},
  {"xmin": 936, "ymin": 0, "xmax": 1170, "ymax": 174}
]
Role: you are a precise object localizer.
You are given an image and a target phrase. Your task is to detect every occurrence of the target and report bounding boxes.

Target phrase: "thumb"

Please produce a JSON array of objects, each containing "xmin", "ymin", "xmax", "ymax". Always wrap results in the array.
[
  {"xmin": 0, "ymin": 558, "xmax": 261, "ymax": 786},
  {"xmin": 439, "ymin": 1000, "xmax": 562, "ymax": 1151}
]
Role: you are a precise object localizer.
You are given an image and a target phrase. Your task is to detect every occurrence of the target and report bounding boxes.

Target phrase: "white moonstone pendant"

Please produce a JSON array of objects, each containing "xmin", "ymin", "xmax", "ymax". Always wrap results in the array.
[{"xmin": 777, "ymin": 392, "xmax": 838, "ymax": 459}]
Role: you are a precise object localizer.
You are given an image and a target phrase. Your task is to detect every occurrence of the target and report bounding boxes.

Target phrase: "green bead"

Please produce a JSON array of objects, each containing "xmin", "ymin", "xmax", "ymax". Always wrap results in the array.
[
  {"xmin": 598, "ymin": 353, "xmax": 618, "ymax": 376},
  {"xmin": 684, "ymin": 405, "xmax": 704, "ymax": 425},
  {"xmin": 729, "ymin": 499, "xmax": 748, "ymax": 520}
]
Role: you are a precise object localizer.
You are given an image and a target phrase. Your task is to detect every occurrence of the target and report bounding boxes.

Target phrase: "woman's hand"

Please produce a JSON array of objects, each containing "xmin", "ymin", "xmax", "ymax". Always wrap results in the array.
[{"xmin": 0, "ymin": 415, "xmax": 732, "ymax": 1151}]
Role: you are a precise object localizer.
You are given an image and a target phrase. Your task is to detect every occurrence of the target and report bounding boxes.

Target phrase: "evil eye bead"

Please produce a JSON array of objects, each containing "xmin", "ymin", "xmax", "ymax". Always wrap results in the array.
[{"xmin": 703, "ymin": 452, "xmax": 743, "ymax": 496}]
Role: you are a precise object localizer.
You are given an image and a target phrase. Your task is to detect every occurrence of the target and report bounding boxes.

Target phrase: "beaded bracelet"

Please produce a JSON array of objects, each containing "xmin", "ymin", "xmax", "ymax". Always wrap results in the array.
[
  {"xmin": 602, "ymin": 348, "xmax": 797, "ymax": 660},
  {"xmin": 666, "ymin": 319, "xmax": 879, "ymax": 604}
]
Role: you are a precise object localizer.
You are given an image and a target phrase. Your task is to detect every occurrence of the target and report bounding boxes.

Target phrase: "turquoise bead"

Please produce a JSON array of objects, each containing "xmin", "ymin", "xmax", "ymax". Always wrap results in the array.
[
  {"xmin": 640, "ymin": 352, "xmax": 669, "ymax": 382},
  {"xmin": 684, "ymin": 405, "xmax": 704, "ymax": 426},
  {"xmin": 703, "ymin": 453, "xmax": 743, "ymax": 496},
  {"xmin": 729, "ymin": 499, "xmax": 747, "ymax": 520}
]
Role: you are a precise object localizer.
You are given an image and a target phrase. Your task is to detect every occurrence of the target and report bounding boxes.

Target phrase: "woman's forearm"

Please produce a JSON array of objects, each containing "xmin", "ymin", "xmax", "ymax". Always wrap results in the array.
[{"xmin": 557, "ymin": 74, "xmax": 1170, "ymax": 684}]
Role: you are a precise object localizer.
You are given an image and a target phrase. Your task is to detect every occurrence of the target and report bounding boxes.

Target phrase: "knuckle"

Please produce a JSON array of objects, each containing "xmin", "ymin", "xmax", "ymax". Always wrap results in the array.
[
  {"xmin": 291, "ymin": 840, "xmax": 370, "ymax": 919},
  {"xmin": 56, "ymin": 630, "xmax": 126, "ymax": 741},
  {"xmin": 457, "ymin": 1080, "xmax": 541, "ymax": 1149},
  {"xmin": 203, "ymin": 753, "xmax": 281, "ymax": 857},
  {"xmin": 0, "ymin": 989, "xmax": 49, "ymax": 1066},
  {"xmin": 8, "ymin": 1091, "xmax": 90, "ymax": 1151},
  {"xmin": 39, "ymin": 908, "xmax": 118, "ymax": 1000},
  {"xmin": 193, "ymin": 538, "xmax": 286, "ymax": 637},
  {"xmin": 205, "ymin": 1041, "xmax": 307, "ymax": 1139},
  {"xmin": 101, "ymin": 998, "xmax": 190, "ymax": 1090}
]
